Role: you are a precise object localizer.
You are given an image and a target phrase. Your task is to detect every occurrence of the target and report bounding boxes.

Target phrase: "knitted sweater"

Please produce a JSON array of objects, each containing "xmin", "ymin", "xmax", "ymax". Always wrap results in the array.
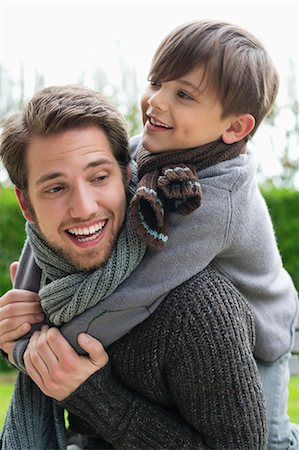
[{"xmin": 61, "ymin": 266, "xmax": 267, "ymax": 450}]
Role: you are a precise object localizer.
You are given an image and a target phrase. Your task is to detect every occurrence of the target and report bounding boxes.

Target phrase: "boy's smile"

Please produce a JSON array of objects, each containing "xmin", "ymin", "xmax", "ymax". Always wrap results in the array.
[
  {"xmin": 18, "ymin": 126, "xmax": 127, "ymax": 271},
  {"xmin": 141, "ymin": 67, "xmax": 235, "ymax": 153}
]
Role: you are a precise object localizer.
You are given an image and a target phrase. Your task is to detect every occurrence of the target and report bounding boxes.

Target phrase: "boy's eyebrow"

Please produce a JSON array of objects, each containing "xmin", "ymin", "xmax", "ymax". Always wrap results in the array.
[
  {"xmin": 35, "ymin": 158, "xmax": 113, "ymax": 185},
  {"xmin": 178, "ymin": 78, "xmax": 205, "ymax": 94}
]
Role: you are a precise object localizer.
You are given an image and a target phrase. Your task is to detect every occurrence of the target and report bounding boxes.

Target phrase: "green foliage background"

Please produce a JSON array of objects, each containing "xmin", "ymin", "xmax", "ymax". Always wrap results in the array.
[
  {"xmin": 0, "ymin": 187, "xmax": 26, "ymax": 371},
  {"xmin": 0, "ymin": 187, "xmax": 26, "ymax": 296},
  {"xmin": 261, "ymin": 187, "xmax": 299, "ymax": 291}
]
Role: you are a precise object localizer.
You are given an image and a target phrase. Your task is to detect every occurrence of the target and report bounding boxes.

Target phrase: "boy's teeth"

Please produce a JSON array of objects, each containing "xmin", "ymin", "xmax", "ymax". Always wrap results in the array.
[
  {"xmin": 150, "ymin": 117, "xmax": 171, "ymax": 128},
  {"xmin": 68, "ymin": 221, "xmax": 104, "ymax": 236}
]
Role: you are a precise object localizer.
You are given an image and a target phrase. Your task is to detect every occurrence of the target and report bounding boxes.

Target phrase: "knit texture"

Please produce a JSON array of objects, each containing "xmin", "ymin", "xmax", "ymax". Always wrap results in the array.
[
  {"xmin": 0, "ymin": 374, "xmax": 67, "ymax": 450},
  {"xmin": 27, "ymin": 217, "xmax": 145, "ymax": 325},
  {"xmin": 62, "ymin": 266, "xmax": 267, "ymax": 450},
  {"xmin": 130, "ymin": 139, "xmax": 246, "ymax": 250}
]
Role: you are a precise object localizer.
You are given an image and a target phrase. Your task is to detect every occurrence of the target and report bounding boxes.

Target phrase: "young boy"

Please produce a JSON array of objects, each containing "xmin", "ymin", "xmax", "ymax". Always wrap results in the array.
[
  {"xmin": 128, "ymin": 20, "xmax": 299, "ymax": 449},
  {"xmin": 1, "ymin": 20, "xmax": 298, "ymax": 449}
]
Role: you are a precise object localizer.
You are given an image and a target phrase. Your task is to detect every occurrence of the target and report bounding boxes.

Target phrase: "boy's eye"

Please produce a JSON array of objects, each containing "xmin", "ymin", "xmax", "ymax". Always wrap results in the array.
[
  {"xmin": 149, "ymin": 79, "xmax": 160, "ymax": 88},
  {"xmin": 178, "ymin": 90, "xmax": 193, "ymax": 100}
]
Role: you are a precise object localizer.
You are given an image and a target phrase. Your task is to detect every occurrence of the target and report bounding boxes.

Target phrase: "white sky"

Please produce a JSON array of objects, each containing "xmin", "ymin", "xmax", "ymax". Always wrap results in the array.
[
  {"xmin": 0, "ymin": 0, "xmax": 299, "ymax": 185},
  {"xmin": 1, "ymin": 0, "xmax": 298, "ymax": 102}
]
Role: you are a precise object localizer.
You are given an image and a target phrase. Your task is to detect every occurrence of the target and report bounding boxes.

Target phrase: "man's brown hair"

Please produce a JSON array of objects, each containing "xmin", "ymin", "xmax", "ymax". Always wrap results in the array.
[{"xmin": 0, "ymin": 85, "xmax": 130, "ymax": 193}]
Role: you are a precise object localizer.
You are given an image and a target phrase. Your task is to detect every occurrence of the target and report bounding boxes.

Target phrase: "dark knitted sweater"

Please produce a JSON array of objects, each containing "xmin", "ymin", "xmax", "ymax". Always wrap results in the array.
[{"xmin": 61, "ymin": 266, "xmax": 267, "ymax": 450}]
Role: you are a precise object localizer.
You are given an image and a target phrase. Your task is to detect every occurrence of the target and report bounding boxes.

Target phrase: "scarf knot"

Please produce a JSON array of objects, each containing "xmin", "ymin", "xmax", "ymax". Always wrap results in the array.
[
  {"xmin": 130, "ymin": 139, "xmax": 246, "ymax": 250},
  {"xmin": 158, "ymin": 164, "xmax": 202, "ymax": 214}
]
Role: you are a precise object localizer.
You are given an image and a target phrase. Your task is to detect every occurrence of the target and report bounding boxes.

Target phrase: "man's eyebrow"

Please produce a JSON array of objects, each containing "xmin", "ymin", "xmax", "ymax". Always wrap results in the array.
[
  {"xmin": 86, "ymin": 158, "xmax": 114, "ymax": 169},
  {"xmin": 36, "ymin": 172, "xmax": 65, "ymax": 185},
  {"xmin": 35, "ymin": 158, "xmax": 114, "ymax": 185}
]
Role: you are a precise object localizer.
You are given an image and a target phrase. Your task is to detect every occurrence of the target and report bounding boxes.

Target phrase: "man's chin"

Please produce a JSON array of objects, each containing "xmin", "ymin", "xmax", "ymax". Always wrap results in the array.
[
  {"xmin": 58, "ymin": 245, "xmax": 116, "ymax": 272},
  {"xmin": 64, "ymin": 253, "xmax": 109, "ymax": 272},
  {"xmin": 75, "ymin": 260, "xmax": 106, "ymax": 272}
]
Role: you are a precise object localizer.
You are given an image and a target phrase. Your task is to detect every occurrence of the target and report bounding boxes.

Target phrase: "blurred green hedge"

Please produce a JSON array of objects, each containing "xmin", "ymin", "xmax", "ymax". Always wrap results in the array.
[
  {"xmin": 0, "ymin": 187, "xmax": 26, "ymax": 297},
  {"xmin": 261, "ymin": 187, "xmax": 299, "ymax": 292},
  {"xmin": 0, "ymin": 186, "xmax": 299, "ymax": 295}
]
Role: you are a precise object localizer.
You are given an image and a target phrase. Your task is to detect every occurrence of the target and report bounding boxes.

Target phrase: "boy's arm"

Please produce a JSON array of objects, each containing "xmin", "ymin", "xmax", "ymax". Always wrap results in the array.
[
  {"xmin": 13, "ymin": 239, "xmax": 42, "ymax": 292},
  {"xmin": 0, "ymin": 241, "xmax": 45, "ymax": 369},
  {"xmin": 0, "ymin": 287, "xmax": 42, "ymax": 364},
  {"xmin": 8, "ymin": 188, "xmax": 228, "ymax": 356},
  {"xmin": 9, "ymin": 137, "xmax": 229, "ymax": 354}
]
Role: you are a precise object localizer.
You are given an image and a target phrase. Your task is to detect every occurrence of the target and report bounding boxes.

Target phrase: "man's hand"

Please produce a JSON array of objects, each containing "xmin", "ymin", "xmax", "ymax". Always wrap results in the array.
[
  {"xmin": 0, "ymin": 262, "xmax": 44, "ymax": 362},
  {"xmin": 24, "ymin": 326, "xmax": 109, "ymax": 401}
]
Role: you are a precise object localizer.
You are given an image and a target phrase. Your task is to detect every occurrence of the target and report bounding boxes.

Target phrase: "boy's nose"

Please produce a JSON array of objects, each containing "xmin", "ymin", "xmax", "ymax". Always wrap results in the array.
[{"xmin": 148, "ymin": 89, "xmax": 168, "ymax": 112}]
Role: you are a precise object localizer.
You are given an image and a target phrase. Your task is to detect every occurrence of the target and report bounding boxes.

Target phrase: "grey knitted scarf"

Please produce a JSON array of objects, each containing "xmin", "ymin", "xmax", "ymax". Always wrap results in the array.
[
  {"xmin": 0, "ymin": 161, "xmax": 147, "ymax": 450},
  {"xmin": 27, "ymin": 203, "xmax": 146, "ymax": 326}
]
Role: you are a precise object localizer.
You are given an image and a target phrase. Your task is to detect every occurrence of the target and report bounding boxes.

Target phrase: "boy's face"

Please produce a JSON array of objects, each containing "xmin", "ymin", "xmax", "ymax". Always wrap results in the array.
[
  {"xmin": 141, "ymin": 66, "xmax": 235, "ymax": 152},
  {"xmin": 17, "ymin": 126, "xmax": 127, "ymax": 271}
]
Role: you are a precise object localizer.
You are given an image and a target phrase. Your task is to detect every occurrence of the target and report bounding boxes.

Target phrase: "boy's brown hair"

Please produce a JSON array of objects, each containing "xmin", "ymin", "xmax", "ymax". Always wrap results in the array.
[
  {"xmin": 0, "ymin": 85, "xmax": 130, "ymax": 193},
  {"xmin": 149, "ymin": 20, "xmax": 279, "ymax": 138}
]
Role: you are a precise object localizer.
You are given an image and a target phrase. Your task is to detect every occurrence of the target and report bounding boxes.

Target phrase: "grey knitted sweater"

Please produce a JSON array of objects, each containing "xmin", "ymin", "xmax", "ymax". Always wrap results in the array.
[{"xmin": 61, "ymin": 266, "xmax": 267, "ymax": 450}]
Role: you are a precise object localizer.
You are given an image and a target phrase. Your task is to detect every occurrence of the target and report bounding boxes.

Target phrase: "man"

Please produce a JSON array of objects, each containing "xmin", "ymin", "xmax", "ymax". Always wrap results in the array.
[{"xmin": 0, "ymin": 85, "xmax": 267, "ymax": 449}]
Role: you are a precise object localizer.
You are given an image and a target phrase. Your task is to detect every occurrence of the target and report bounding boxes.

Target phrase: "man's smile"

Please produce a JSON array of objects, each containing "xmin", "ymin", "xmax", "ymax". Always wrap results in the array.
[
  {"xmin": 67, "ymin": 220, "xmax": 107, "ymax": 237},
  {"xmin": 66, "ymin": 220, "xmax": 108, "ymax": 244}
]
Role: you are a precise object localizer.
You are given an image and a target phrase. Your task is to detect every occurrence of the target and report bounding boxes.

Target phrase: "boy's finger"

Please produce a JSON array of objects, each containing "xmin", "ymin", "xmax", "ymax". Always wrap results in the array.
[{"xmin": 9, "ymin": 261, "xmax": 19, "ymax": 284}]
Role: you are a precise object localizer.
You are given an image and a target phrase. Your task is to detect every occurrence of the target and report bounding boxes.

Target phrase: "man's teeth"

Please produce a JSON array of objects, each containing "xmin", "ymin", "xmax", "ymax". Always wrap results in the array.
[
  {"xmin": 149, "ymin": 117, "xmax": 171, "ymax": 128},
  {"xmin": 68, "ymin": 221, "xmax": 105, "ymax": 236}
]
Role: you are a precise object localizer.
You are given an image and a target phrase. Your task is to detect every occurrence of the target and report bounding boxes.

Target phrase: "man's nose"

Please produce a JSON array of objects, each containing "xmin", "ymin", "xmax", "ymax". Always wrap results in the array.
[{"xmin": 68, "ymin": 184, "xmax": 98, "ymax": 219}]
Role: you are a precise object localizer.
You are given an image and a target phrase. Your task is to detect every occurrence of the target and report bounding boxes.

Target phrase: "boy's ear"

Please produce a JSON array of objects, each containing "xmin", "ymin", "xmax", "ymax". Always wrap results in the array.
[
  {"xmin": 222, "ymin": 114, "xmax": 255, "ymax": 144},
  {"xmin": 15, "ymin": 187, "xmax": 35, "ymax": 223}
]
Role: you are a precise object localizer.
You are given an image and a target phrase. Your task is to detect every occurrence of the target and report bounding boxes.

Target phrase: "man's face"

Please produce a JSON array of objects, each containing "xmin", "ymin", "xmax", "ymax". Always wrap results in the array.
[{"xmin": 20, "ymin": 126, "xmax": 127, "ymax": 271}]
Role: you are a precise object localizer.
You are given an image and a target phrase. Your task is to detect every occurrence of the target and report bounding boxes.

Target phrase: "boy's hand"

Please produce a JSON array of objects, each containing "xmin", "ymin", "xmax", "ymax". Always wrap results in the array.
[
  {"xmin": 0, "ymin": 262, "xmax": 44, "ymax": 360},
  {"xmin": 0, "ymin": 289, "xmax": 43, "ymax": 343},
  {"xmin": 24, "ymin": 326, "xmax": 109, "ymax": 401}
]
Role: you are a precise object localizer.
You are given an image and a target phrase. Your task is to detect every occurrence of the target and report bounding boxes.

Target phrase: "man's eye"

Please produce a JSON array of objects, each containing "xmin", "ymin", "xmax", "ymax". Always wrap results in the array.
[
  {"xmin": 93, "ymin": 175, "xmax": 108, "ymax": 183},
  {"xmin": 46, "ymin": 186, "xmax": 63, "ymax": 193}
]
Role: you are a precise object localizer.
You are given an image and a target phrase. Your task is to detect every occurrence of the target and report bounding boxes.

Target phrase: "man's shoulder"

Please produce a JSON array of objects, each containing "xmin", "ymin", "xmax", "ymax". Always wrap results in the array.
[
  {"xmin": 154, "ymin": 266, "xmax": 254, "ymax": 348},
  {"xmin": 164, "ymin": 266, "xmax": 247, "ymax": 316}
]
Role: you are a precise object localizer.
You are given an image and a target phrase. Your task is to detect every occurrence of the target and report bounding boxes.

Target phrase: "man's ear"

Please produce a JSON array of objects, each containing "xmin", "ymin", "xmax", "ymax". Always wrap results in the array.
[
  {"xmin": 14, "ymin": 187, "xmax": 35, "ymax": 223},
  {"xmin": 222, "ymin": 114, "xmax": 255, "ymax": 144}
]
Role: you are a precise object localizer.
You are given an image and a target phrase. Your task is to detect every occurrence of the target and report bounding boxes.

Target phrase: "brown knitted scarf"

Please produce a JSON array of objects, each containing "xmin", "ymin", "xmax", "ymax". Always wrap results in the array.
[{"xmin": 130, "ymin": 139, "xmax": 247, "ymax": 250}]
